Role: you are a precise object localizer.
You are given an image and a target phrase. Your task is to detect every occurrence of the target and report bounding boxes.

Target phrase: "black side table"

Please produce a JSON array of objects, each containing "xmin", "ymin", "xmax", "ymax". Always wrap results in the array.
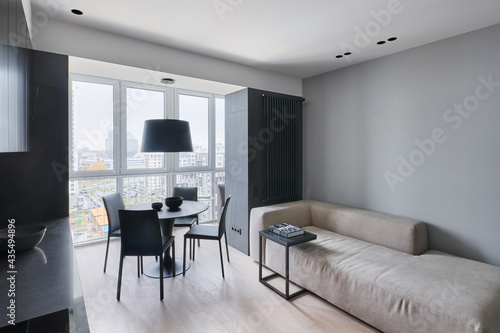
[{"xmin": 259, "ymin": 229, "xmax": 317, "ymax": 300}]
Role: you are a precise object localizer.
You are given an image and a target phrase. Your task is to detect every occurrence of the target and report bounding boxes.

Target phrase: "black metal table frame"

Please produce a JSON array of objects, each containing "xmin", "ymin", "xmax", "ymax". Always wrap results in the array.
[{"xmin": 259, "ymin": 230, "xmax": 317, "ymax": 300}]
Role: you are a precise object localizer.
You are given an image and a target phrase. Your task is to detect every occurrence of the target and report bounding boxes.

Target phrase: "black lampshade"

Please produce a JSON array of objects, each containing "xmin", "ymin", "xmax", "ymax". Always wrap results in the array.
[{"xmin": 141, "ymin": 119, "xmax": 193, "ymax": 152}]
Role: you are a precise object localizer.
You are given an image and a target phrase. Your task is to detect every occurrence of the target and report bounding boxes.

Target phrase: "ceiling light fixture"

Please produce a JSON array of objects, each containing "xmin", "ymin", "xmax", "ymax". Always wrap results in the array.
[
  {"xmin": 71, "ymin": 9, "xmax": 83, "ymax": 15},
  {"xmin": 336, "ymin": 51, "xmax": 353, "ymax": 59},
  {"xmin": 160, "ymin": 78, "xmax": 175, "ymax": 84},
  {"xmin": 141, "ymin": 120, "xmax": 193, "ymax": 153},
  {"xmin": 377, "ymin": 37, "xmax": 398, "ymax": 45}
]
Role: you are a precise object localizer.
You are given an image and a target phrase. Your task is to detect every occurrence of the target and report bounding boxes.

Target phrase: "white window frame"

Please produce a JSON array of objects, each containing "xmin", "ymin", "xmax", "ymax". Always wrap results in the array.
[
  {"xmin": 69, "ymin": 74, "xmax": 120, "ymax": 179},
  {"xmin": 213, "ymin": 95, "xmax": 226, "ymax": 174},
  {"xmin": 174, "ymin": 89, "xmax": 215, "ymax": 172},
  {"xmin": 120, "ymin": 81, "xmax": 172, "ymax": 176},
  {"xmin": 69, "ymin": 74, "xmax": 225, "ymax": 226}
]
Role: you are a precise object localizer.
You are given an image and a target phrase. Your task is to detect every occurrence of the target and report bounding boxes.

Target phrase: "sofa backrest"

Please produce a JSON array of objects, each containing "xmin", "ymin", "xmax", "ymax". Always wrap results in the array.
[
  {"xmin": 310, "ymin": 201, "xmax": 428, "ymax": 255},
  {"xmin": 249, "ymin": 200, "xmax": 313, "ymax": 260}
]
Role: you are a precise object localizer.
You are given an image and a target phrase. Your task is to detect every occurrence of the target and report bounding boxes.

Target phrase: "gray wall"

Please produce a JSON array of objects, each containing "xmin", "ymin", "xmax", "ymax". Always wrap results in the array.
[
  {"xmin": 225, "ymin": 89, "xmax": 249, "ymax": 254},
  {"xmin": 303, "ymin": 23, "xmax": 500, "ymax": 266}
]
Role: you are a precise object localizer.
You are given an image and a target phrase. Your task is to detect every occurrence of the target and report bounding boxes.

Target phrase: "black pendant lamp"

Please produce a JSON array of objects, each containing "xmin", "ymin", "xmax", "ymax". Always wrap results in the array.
[{"xmin": 141, "ymin": 119, "xmax": 193, "ymax": 152}]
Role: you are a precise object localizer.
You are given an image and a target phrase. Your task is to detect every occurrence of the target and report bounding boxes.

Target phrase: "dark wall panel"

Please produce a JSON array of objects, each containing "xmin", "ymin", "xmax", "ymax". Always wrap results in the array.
[
  {"xmin": 1, "ymin": 0, "xmax": 32, "ymax": 153},
  {"xmin": 226, "ymin": 88, "xmax": 303, "ymax": 255},
  {"xmin": 0, "ymin": 49, "xmax": 68, "ymax": 226}
]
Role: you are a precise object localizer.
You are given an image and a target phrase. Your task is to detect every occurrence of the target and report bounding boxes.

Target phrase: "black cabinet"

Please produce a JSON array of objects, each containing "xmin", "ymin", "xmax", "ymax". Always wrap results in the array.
[
  {"xmin": 225, "ymin": 88, "xmax": 303, "ymax": 254},
  {"xmin": 0, "ymin": 49, "xmax": 69, "ymax": 226},
  {"xmin": 1, "ymin": 0, "xmax": 32, "ymax": 153}
]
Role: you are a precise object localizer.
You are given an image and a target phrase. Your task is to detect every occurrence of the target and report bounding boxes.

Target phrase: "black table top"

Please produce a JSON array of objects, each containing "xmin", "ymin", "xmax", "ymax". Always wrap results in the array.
[
  {"xmin": 128, "ymin": 200, "xmax": 208, "ymax": 220},
  {"xmin": 259, "ymin": 229, "xmax": 317, "ymax": 247},
  {"xmin": 0, "ymin": 218, "xmax": 89, "ymax": 332}
]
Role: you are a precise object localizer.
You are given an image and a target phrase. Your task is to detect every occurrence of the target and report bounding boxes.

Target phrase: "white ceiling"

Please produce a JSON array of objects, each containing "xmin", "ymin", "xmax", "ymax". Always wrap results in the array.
[
  {"xmin": 69, "ymin": 57, "xmax": 244, "ymax": 95},
  {"xmin": 31, "ymin": 0, "xmax": 500, "ymax": 79}
]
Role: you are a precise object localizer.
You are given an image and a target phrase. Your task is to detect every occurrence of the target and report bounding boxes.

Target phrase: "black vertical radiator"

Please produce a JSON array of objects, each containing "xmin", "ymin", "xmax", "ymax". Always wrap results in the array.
[{"xmin": 261, "ymin": 94, "xmax": 303, "ymax": 204}]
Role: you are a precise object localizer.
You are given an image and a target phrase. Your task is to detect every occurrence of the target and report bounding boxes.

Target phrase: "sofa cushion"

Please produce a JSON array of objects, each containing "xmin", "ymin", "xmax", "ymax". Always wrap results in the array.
[
  {"xmin": 310, "ymin": 201, "xmax": 428, "ymax": 255},
  {"xmin": 265, "ymin": 226, "xmax": 500, "ymax": 333}
]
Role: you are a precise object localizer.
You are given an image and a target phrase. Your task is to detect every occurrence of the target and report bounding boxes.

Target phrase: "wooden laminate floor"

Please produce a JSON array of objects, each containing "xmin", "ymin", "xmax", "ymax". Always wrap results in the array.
[{"xmin": 75, "ymin": 226, "xmax": 380, "ymax": 333}]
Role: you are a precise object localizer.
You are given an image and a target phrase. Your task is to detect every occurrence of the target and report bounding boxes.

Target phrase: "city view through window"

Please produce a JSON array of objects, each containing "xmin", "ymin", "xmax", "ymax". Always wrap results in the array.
[{"xmin": 69, "ymin": 77, "xmax": 225, "ymax": 243}]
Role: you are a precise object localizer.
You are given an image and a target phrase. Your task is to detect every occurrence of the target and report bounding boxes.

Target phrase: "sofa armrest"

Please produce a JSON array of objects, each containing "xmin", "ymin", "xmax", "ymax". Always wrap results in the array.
[{"xmin": 249, "ymin": 201, "xmax": 312, "ymax": 261}]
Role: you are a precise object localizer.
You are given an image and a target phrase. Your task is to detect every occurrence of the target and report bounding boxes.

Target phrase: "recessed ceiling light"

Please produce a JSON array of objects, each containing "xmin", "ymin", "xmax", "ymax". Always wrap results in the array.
[
  {"xmin": 377, "ymin": 41, "xmax": 386, "ymax": 45},
  {"xmin": 71, "ymin": 9, "xmax": 83, "ymax": 15},
  {"xmin": 161, "ymin": 78, "xmax": 175, "ymax": 84},
  {"xmin": 388, "ymin": 37, "xmax": 398, "ymax": 42},
  {"xmin": 336, "ymin": 55, "xmax": 343, "ymax": 58},
  {"xmin": 344, "ymin": 52, "xmax": 352, "ymax": 56}
]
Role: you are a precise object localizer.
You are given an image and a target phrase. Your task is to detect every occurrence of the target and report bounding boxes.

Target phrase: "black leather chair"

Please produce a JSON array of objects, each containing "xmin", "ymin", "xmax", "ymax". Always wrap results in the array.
[
  {"xmin": 103, "ymin": 193, "xmax": 143, "ymax": 276},
  {"xmin": 102, "ymin": 193, "xmax": 125, "ymax": 273},
  {"xmin": 173, "ymin": 187, "xmax": 199, "ymax": 257},
  {"xmin": 183, "ymin": 196, "xmax": 231, "ymax": 278},
  {"xmin": 172, "ymin": 186, "xmax": 198, "ymax": 228},
  {"xmin": 216, "ymin": 184, "xmax": 225, "ymax": 221},
  {"xmin": 117, "ymin": 209, "xmax": 175, "ymax": 301}
]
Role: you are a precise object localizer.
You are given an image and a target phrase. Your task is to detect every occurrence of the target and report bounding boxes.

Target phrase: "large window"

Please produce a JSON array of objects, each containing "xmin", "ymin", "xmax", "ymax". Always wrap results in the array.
[
  {"xmin": 125, "ymin": 86, "xmax": 166, "ymax": 170},
  {"xmin": 71, "ymin": 79, "xmax": 116, "ymax": 173},
  {"xmin": 69, "ymin": 75, "xmax": 224, "ymax": 243},
  {"xmin": 178, "ymin": 92, "xmax": 210, "ymax": 168}
]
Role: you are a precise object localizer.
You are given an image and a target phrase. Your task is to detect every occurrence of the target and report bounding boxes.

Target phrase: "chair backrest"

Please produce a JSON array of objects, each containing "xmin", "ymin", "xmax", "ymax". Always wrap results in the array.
[
  {"xmin": 173, "ymin": 187, "xmax": 198, "ymax": 201},
  {"xmin": 102, "ymin": 193, "xmax": 125, "ymax": 234},
  {"xmin": 217, "ymin": 184, "xmax": 225, "ymax": 221},
  {"xmin": 118, "ymin": 209, "xmax": 162, "ymax": 256},
  {"xmin": 218, "ymin": 195, "xmax": 231, "ymax": 238}
]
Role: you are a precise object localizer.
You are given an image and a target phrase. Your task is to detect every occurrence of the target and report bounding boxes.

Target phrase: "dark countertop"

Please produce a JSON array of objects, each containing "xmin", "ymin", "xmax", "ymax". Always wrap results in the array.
[{"xmin": 0, "ymin": 218, "xmax": 89, "ymax": 332}]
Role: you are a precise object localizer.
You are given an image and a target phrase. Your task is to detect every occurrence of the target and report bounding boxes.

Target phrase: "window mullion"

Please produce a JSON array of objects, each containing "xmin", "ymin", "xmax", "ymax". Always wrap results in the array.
[
  {"xmin": 118, "ymin": 81, "xmax": 126, "ymax": 176},
  {"xmin": 209, "ymin": 95, "xmax": 216, "ymax": 170}
]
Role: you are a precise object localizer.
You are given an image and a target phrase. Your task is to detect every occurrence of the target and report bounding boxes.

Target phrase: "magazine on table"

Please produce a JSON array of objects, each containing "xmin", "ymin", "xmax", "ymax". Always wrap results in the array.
[{"xmin": 268, "ymin": 223, "xmax": 304, "ymax": 238}]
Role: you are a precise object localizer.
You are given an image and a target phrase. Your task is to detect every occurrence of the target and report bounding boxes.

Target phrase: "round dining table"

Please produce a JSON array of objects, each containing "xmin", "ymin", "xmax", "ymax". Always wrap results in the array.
[{"xmin": 128, "ymin": 200, "xmax": 208, "ymax": 278}]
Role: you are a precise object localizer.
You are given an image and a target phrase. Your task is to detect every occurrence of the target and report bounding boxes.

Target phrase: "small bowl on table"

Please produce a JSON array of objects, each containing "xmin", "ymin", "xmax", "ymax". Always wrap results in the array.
[
  {"xmin": 151, "ymin": 202, "xmax": 163, "ymax": 211},
  {"xmin": 165, "ymin": 196, "xmax": 183, "ymax": 211},
  {"xmin": 0, "ymin": 225, "xmax": 47, "ymax": 253}
]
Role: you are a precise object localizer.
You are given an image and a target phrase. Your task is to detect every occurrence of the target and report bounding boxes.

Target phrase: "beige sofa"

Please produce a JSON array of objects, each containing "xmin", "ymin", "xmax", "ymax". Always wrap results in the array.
[{"xmin": 250, "ymin": 200, "xmax": 500, "ymax": 333}]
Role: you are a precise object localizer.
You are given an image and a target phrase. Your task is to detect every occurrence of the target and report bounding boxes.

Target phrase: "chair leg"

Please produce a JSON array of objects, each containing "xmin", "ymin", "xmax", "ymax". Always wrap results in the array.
[
  {"xmin": 189, "ymin": 225, "xmax": 192, "ymax": 260},
  {"xmin": 159, "ymin": 253, "xmax": 164, "ymax": 301},
  {"xmin": 197, "ymin": 219, "xmax": 200, "ymax": 247},
  {"xmin": 225, "ymin": 232, "xmax": 230, "ymax": 262},
  {"xmin": 141, "ymin": 256, "xmax": 144, "ymax": 275},
  {"xmin": 117, "ymin": 255, "xmax": 124, "ymax": 301},
  {"xmin": 172, "ymin": 240, "xmax": 176, "ymax": 277},
  {"xmin": 218, "ymin": 239, "xmax": 225, "ymax": 278},
  {"xmin": 183, "ymin": 237, "xmax": 187, "ymax": 276},
  {"xmin": 103, "ymin": 236, "xmax": 111, "ymax": 273},
  {"xmin": 137, "ymin": 257, "xmax": 140, "ymax": 277},
  {"xmin": 192, "ymin": 237, "xmax": 196, "ymax": 261}
]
